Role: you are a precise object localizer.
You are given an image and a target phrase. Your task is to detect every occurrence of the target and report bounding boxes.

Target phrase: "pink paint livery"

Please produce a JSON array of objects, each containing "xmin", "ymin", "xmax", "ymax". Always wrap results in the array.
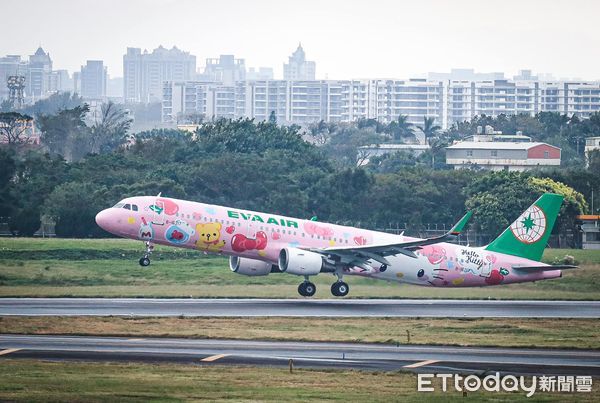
[{"xmin": 96, "ymin": 193, "xmax": 574, "ymax": 297}]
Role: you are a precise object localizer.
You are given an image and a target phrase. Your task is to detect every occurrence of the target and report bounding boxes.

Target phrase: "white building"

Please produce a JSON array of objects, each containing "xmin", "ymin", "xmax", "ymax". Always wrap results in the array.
[
  {"xmin": 162, "ymin": 78, "xmax": 600, "ymax": 128},
  {"xmin": 358, "ymin": 143, "xmax": 431, "ymax": 165},
  {"xmin": 123, "ymin": 46, "xmax": 196, "ymax": 103},
  {"xmin": 80, "ymin": 60, "xmax": 107, "ymax": 100},
  {"xmin": 283, "ymin": 44, "xmax": 315, "ymax": 81},
  {"xmin": 202, "ymin": 55, "xmax": 246, "ymax": 85},
  {"xmin": 446, "ymin": 141, "xmax": 561, "ymax": 171}
]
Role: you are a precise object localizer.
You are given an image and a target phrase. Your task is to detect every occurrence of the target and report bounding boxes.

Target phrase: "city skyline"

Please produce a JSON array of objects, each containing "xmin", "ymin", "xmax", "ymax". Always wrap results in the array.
[{"xmin": 2, "ymin": 0, "xmax": 599, "ymax": 80}]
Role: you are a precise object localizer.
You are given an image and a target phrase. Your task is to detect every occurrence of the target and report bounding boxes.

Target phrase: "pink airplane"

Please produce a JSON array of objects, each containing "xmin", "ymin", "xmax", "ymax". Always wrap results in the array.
[{"xmin": 95, "ymin": 193, "xmax": 575, "ymax": 297}]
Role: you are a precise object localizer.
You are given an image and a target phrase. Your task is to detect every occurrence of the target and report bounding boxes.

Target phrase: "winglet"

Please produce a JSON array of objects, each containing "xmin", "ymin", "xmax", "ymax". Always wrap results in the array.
[{"xmin": 449, "ymin": 211, "xmax": 472, "ymax": 236}]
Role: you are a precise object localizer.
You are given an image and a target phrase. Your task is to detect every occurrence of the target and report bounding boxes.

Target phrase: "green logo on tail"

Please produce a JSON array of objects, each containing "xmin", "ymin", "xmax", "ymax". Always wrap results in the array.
[
  {"xmin": 509, "ymin": 205, "xmax": 547, "ymax": 244},
  {"xmin": 485, "ymin": 193, "xmax": 563, "ymax": 261}
]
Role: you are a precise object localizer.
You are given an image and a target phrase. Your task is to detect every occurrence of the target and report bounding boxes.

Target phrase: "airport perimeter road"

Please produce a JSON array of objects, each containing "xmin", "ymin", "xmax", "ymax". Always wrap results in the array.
[
  {"xmin": 0, "ymin": 298, "xmax": 599, "ymax": 318},
  {"xmin": 1, "ymin": 334, "xmax": 599, "ymax": 376}
]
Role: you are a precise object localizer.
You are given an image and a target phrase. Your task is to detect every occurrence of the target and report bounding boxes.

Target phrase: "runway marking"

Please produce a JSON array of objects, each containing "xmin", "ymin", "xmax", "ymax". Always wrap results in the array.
[
  {"xmin": 128, "ymin": 338, "xmax": 145, "ymax": 341},
  {"xmin": 404, "ymin": 359, "xmax": 440, "ymax": 368},
  {"xmin": 0, "ymin": 348, "xmax": 22, "ymax": 356},
  {"xmin": 201, "ymin": 354, "xmax": 229, "ymax": 362}
]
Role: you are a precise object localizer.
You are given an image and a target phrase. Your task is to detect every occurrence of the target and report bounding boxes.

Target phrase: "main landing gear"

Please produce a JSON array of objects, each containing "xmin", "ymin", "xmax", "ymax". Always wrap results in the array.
[
  {"xmin": 331, "ymin": 280, "xmax": 349, "ymax": 297},
  {"xmin": 139, "ymin": 241, "xmax": 154, "ymax": 267},
  {"xmin": 298, "ymin": 279, "xmax": 316, "ymax": 297},
  {"xmin": 297, "ymin": 275, "xmax": 350, "ymax": 297}
]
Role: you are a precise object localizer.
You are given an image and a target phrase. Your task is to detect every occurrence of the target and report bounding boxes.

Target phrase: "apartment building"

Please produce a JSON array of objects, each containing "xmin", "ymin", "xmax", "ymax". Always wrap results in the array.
[
  {"xmin": 123, "ymin": 46, "xmax": 196, "ymax": 103},
  {"xmin": 283, "ymin": 44, "xmax": 316, "ymax": 81},
  {"xmin": 80, "ymin": 60, "xmax": 107, "ymax": 100},
  {"xmin": 162, "ymin": 78, "xmax": 600, "ymax": 127}
]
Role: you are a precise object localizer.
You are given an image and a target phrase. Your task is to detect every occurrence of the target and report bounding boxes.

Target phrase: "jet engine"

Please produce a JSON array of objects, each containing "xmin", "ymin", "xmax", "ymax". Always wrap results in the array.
[
  {"xmin": 278, "ymin": 247, "xmax": 335, "ymax": 276},
  {"xmin": 229, "ymin": 256, "xmax": 275, "ymax": 276}
]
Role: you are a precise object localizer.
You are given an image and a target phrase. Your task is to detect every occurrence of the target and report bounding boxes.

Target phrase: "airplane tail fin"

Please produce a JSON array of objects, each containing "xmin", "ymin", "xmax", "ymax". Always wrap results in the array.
[{"xmin": 484, "ymin": 193, "xmax": 563, "ymax": 262}]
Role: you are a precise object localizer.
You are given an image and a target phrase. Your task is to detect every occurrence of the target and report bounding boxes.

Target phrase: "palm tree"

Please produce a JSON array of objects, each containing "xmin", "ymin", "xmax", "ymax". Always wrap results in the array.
[
  {"xmin": 417, "ymin": 117, "xmax": 441, "ymax": 144},
  {"xmin": 393, "ymin": 114, "xmax": 413, "ymax": 141}
]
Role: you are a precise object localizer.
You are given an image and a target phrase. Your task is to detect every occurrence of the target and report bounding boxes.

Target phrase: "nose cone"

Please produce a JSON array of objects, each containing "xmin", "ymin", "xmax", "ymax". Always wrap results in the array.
[{"xmin": 95, "ymin": 209, "xmax": 113, "ymax": 232}]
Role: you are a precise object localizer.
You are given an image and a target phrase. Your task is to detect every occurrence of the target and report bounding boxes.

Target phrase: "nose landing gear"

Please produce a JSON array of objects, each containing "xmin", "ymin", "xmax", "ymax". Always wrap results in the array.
[{"xmin": 139, "ymin": 241, "xmax": 154, "ymax": 267}]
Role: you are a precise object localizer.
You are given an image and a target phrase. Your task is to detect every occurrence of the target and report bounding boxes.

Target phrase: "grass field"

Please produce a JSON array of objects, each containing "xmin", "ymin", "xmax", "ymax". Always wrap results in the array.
[
  {"xmin": 1, "ymin": 316, "xmax": 599, "ymax": 349},
  {"xmin": 0, "ymin": 359, "xmax": 597, "ymax": 402},
  {"xmin": 0, "ymin": 238, "xmax": 599, "ymax": 299}
]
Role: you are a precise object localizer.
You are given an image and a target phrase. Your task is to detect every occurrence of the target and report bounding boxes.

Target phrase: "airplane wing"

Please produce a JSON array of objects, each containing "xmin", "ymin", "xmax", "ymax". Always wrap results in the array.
[
  {"xmin": 307, "ymin": 212, "xmax": 472, "ymax": 266},
  {"xmin": 512, "ymin": 264, "xmax": 578, "ymax": 272}
]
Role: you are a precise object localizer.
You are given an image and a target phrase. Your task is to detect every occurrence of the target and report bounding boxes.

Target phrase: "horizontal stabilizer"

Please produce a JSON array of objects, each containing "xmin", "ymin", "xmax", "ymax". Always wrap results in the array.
[{"xmin": 512, "ymin": 264, "xmax": 577, "ymax": 272}]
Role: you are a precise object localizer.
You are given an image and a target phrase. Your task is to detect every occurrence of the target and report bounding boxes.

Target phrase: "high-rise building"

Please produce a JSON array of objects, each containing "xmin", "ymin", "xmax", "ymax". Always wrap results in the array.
[
  {"xmin": 283, "ymin": 44, "xmax": 316, "ymax": 81},
  {"xmin": 27, "ymin": 47, "xmax": 53, "ymax": 101},
  {"xmin": 246, "ymin": 67, "xmax": 274, "ymax": 80},
  {"xmin": 48, "ymin": 69, "xmax": 72, "ymax": 93},
  {"xmin": 80, "ymin": 60, "xmax": 107, "ymax": 99},
  {"xmin": 202, "ymin": 55, "xmax": 246, "ymax": 85},
  {"xmin": 0, "ymin": 55, "xmax": 28, "ymax": 101},
  {"xmin": 123, "ymin": 46, "xmax": 196, "ymax": 103},
  {"xmin": 163, "ymin": 77, "xmax": 600, "ymax": 128},
  {"xmin": 1, "ymin": 48, "xmax": 72, "ymax": 103}
]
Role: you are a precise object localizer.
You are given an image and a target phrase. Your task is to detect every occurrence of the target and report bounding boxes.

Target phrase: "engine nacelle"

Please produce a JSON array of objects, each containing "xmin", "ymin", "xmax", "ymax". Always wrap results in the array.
[
  {"xmin": 229, "ymin": 256, "xmax": 274, "ymax": 276},
  {"xmin": 278, "ymin": 247, "xmax": 332, "ymax": 276}
]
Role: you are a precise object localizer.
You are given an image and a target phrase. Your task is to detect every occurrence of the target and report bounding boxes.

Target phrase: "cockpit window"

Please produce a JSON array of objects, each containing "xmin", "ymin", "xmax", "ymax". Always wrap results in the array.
[
  {"xmin": 123, "ymin": 204, "xmax": 131, "ymax": 210},
  {"xmin": 132, "ymin": 205, "xmax": 138, "ymax": 211},
  {"xmin": 113, "ymin": 203, "xmax": 125, "ymax": 208}
]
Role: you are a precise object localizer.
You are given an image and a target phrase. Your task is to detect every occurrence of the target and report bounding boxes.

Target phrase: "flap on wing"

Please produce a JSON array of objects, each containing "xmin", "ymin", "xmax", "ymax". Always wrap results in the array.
[
  {"xmin": 314, "ymin": 211, "xmax": 472, "ymax": 259},
  {"xmin": 512, "ymin": 264, "xmax": 578, "ymax": 272}
]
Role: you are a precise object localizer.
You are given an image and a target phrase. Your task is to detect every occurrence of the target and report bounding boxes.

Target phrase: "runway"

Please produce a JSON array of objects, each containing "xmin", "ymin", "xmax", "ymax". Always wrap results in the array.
[
  {"xmin": 1, "ymin": 334, "xmax": 598, "ymax": 376},
  {"xmin": 1, "ymin": 298, "xmax": 599, "ymax": 318}
]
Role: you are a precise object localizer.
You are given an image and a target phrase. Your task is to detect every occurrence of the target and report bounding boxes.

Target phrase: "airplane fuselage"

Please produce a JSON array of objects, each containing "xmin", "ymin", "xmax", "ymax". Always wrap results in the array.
[{"xmin": 95, "ymin": 196, "xmax": 561, "ymax": 287}]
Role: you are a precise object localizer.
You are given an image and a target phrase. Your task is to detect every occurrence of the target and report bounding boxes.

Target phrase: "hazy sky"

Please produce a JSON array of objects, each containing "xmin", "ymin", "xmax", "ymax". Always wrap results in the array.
[{"xmin": 2, "ymin": 0, "xmax": 599, "ymax": 80}]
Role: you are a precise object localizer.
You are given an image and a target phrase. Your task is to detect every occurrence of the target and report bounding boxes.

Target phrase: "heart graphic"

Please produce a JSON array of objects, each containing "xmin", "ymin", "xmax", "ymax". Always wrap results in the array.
[
  {"xmin": 354, "ymin": 236, "xmax": 367, "ymax": 245},
  {"xmin": 157, "ymin": 198, "xmax": 179, "ymax": 215},
  {"xmin": 272, "ymin": 232, "xmax": 281, "ymax": 240},
  {"xmin": 225, "ymin": 225, "xmax": 235, "ymax": 234},
  {"xmin": 171, "ymin": 230, "xmax": 184, "ymax": 240}
]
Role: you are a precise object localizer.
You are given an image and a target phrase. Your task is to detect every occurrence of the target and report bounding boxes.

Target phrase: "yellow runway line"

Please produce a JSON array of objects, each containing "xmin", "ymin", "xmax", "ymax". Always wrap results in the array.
[
  {"xmin": 201, "ymin": 354, "xmax": 229, "ymax": 362},
  {"xmin": 403, "ymin": 359, "xmax": 440, "ymax": 368},
  {"xmin": 0, "ymin": 348, "xmax": 22, "ymax": 356}
]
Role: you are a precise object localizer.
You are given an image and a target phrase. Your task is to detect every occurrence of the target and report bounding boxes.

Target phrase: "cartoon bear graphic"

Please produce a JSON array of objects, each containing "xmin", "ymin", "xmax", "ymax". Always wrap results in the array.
[{"xmin": 195, "ymin": 222, "xmax": 226, "ymax": 252}]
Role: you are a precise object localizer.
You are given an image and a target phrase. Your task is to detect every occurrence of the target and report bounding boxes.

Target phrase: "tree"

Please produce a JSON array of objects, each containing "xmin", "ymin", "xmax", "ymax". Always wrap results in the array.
[
  {"xmin": 44, "ymin": 182, "xmax": 108, "ymax": 237},
  {"xmin": 417, "ymin": 117, "xmax": 441, "ymax": 144},
  {"xmin": 38, "ymin": 105, "xmax": 90, "ymax": 160},
  {"xmin": 7, "ymin": 151, "xmax": 68, "ymax": 236},
  {"xmin": 387, "ymin": 115, "xmax": 414, "ymax": 141},
  {"xmin": 464, "ymin": 171, "xmax": 586, "ymax": 243},
  {"xmin": 23, "ymin": 92, "xmax": 83, "ymax": 118},
  {"xmin": 0, "ymin": 148, "xmax": 16, "ymax": 219},
  {"xmin": 90, "ymin": 101, "xmax": 132, "ymax": 154},
  {"xmin": 0, "ymin": 112, "xmax": 34, "ymax": 147},
  {"xmin": 268, "ymin": 110, "xmax": 277, "ymax": 124},
  {"xmin": 588, "ymin": 149, "xmax": 600, "ymax": 174},
  {"xmin": 0, "ymin": 99, "xmax": 14, "ymax": 113},
  {"xmin": 176, "ymin": 111, "xmax": 204, "ymax": 125}
]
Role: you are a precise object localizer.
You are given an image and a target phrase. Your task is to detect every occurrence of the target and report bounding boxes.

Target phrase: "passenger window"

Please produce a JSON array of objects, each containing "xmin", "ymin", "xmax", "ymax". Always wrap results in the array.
[{"xmin": 123, "ymin": 204, "xmax": 131, "ymax": 210}]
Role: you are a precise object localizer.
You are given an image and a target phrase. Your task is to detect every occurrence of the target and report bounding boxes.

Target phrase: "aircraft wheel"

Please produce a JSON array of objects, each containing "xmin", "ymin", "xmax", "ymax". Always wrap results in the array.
[
  {"xmin": 139, "ymin": 257, "xmax": 151, "ymax": 267},
  {"xmin": 298, "ymin": 281, "xmax": 316, "ymax": 297},
  {"xmin": 331, "ymin": 281, "xmax": 349, "ymax": 297}
]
